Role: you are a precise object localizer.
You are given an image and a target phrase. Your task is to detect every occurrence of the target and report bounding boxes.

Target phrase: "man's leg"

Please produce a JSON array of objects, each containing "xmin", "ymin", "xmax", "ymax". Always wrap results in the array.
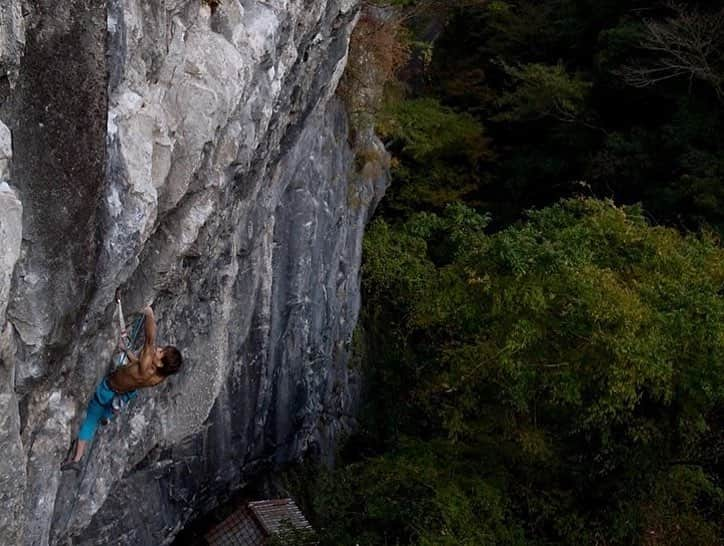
[
  {"xmin": 77, "ymin": 395, "xmax": 105, "ymax": 446},
  {"xmin": 100, "ymin": 400, "xmax": 115, "ymax": 426},
  {"xmin": 69, "ymin": 439, "xmax": 88, "ymax": 463},
  {"xmin": 61, "ymin": 392, "xmax": 105, "ymax": 470}
]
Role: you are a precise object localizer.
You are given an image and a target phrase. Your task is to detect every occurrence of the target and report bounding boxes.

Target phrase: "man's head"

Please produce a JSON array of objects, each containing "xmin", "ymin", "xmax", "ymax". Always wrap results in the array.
[{"xmin": 157, "ymin": 346, "xmax": 183, "ymax": 376}]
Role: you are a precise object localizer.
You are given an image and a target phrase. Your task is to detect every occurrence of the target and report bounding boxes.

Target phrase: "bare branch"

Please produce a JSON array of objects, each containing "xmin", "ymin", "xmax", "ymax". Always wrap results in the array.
[{"xmin": 620, "ymin": 3, "xmax": 724, "ymax": 101}]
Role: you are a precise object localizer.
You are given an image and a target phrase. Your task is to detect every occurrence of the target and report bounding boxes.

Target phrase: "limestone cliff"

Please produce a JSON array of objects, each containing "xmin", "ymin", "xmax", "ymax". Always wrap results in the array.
[{"xmin": 0, "ymin": 1, "xmax": 388, "ymax": 544}]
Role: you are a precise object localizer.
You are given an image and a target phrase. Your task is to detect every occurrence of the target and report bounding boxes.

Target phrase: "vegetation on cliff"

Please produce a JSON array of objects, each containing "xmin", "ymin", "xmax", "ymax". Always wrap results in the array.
[
  {"xmin": 295, "ymin": 199, "xmax": 723, "ymax": 545},
  {"xmin": 290, "ymin": 1, "xmax": 724, "ymax": 544}
]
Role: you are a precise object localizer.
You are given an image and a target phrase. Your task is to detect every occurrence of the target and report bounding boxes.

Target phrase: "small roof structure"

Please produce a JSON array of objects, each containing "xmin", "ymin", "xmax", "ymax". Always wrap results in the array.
[{"xmin": 205, "ymin": 498, "xmax": 316, "ymax": 546}]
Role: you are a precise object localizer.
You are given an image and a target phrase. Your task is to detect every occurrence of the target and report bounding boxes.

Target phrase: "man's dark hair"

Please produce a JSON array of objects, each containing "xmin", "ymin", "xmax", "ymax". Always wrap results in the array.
[{"xmin": 159, "ymin": 346, "xmax": 183, "ymax": 376}]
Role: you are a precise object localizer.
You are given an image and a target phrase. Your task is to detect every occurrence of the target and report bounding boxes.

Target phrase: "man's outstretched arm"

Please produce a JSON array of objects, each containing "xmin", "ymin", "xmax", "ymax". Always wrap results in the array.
[{"xmin": 139, "ymin": 305, "xmax": 157, "ymax": 374}]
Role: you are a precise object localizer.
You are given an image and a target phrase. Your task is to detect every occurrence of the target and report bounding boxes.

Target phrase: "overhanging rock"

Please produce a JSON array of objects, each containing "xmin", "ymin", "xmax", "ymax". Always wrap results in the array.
[{"xmin": 0, "ymin": 1, "xmax": 389, "ymax": 544}]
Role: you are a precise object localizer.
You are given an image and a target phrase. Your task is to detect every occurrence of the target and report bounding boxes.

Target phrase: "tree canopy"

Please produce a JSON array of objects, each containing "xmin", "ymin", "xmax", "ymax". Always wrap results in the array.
[
  {"xmin": 287, "ymin": 2, "xmax": 724, "ymax": 544},
  {"xmin": 305, "ymin": 199, "xmax": 723, "ymax": 545}
]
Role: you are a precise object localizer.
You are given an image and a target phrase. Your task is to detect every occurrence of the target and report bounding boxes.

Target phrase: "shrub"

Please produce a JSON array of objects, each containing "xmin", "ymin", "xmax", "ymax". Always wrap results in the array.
[{"xmin": 338, "ymin": 8, "xmax": 411, "ymax": 136}]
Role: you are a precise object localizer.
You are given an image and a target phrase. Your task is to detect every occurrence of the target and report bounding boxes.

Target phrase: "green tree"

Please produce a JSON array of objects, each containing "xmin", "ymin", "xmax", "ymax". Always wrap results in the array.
[
  {"xmin": 377, "ymin": 98, "xmax": 492, "ymax": 214},
  {"xmin": 308, "ymin": 199, "xmax": 723, "ymax": 545},
  {"xmin": 493, "ymin": 62, "xmax": 592, "ymax": 124}
]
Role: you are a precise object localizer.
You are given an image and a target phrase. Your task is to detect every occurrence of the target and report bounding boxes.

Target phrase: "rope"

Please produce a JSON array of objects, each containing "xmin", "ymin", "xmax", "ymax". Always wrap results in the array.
[
  {"xmin": 58, "ymin": 291, "xmax": 145, "ymax": 535},
  {"xmin": 115, "ymin": 315, "xmax": 145, "ymax": 369},
  {"xmin": 116, "ymin": 295, "xmax": 125, "ymax": 340},
  {"xmin": 56, "ymin": 437, "xmax": 99, "ymax": 537},
  {"xmin": 114, "ymin": 290, "xmax": 145, "ymax": 369}
]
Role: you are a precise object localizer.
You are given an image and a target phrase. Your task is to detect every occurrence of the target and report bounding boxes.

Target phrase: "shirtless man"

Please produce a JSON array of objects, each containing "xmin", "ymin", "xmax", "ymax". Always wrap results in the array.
[{"xmin": 61, "ymin": 305, "xmax": 182, "ymax": 471}]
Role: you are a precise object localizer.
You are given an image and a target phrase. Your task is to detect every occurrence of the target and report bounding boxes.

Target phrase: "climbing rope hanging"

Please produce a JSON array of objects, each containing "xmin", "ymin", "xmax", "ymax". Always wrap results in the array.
[
  {"xmin": 58, "ymin": 291, "xmax": 146, "ymax": 524},
  {"xmin": 114, "ymin": 289, "xmax": 145, "ymax": 369}
]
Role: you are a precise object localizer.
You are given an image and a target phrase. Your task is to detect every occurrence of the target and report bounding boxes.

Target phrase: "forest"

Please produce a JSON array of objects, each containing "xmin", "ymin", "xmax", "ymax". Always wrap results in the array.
[{"xmin": 288, "ymin": 1, "xmax": 724, "ymax": 544}]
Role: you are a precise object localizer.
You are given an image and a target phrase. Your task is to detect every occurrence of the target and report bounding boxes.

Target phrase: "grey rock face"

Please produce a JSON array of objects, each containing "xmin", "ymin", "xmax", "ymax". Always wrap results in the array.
[
  {"xmin": 2, "ymin": 0, "xmax": 108, "ymax": 374},
  {"xmin": 0, "ymin": 124, "xmax": 22, "ymax": 323},
  {"xmin": 0, "ymin": 0, "xmax": 25, "ymax": 84},
  {"xmin": 0, "ymin": 122, "xmax": 25, "ymax": 546},
  {"xmin": 0, "ymin": 1, "xmax": 387, "ymax": 544}
]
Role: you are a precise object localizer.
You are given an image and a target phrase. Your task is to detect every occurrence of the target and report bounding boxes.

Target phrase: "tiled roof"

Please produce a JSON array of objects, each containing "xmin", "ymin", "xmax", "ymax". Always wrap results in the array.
[
  {"xmin": 205, "ymin": 505, "xmax": 264, "ymax": 546},
  {"xmin": 248, "ymin": 499, "xmax": 314, "ymax": 536},
  {"xmin": 204, "ymin": 498, "xmax": 314, "ymax": 546}
]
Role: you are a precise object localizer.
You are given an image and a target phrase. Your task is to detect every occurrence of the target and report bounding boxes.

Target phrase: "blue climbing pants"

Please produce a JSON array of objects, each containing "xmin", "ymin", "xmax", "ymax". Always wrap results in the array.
[{"xmin": 78, "ymin": 378, "xmax": 137, "ymax": 441}]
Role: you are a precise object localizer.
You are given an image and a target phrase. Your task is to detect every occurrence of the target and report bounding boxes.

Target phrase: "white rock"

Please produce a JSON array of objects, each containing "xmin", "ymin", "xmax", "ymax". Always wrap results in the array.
[
  {"xmin": 0, "ymin": 179, "xmax": 22, "ymax": 324},
  {"xmin": 0, "ymin": 120, "xmax": 10, "ymax": 180}
]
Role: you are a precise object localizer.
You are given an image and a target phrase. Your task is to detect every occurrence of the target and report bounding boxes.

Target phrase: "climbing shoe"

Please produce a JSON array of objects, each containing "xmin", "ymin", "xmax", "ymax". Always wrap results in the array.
[{"xmin": 60, "ymin": 460, "xmax": 82, "ymax": 473}]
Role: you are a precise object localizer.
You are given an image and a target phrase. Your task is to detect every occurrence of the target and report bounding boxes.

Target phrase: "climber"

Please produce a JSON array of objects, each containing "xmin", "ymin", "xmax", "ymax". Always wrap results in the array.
[{"xmin": 61, "ymin": 304, "xmax": 183, "ymax": 472}]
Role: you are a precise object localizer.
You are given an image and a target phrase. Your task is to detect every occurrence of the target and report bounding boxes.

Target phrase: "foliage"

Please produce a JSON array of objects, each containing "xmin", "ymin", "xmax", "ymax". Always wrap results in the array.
[
  {"xmin": 379, "ymin": 98, "xmax": 490, "ymax": 163},
  {"xmin": 376, "ymin": 98, "xmax": 492, "ymax": 213},
  {"xmin": 319, "ymin": 1, "xmax": 724, "ymax": 544},
  {"xmin": 345, "ymin": 0, "xmax": 724, "ymax": 233},
  {"xmin": 305, "ymin": 199, "xmax": 724, "ymax": 545},
  {"xmin": 418, "ymin": 0, "xmax": 724, "ymax": 231},
  {"xmin": 493, "ymin": 63, "xmax": 592, "ymax": 123},
  {"xmin": 308, "ymin": 439, "xmax": 525, "ymax": 546},
  {"xmin": 339, "ymin": 9, "xmax": 411, "ymax": 140},
  {"xmin": 267, "ymin": 524, "xmax": 317, "ymax": 546}
]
